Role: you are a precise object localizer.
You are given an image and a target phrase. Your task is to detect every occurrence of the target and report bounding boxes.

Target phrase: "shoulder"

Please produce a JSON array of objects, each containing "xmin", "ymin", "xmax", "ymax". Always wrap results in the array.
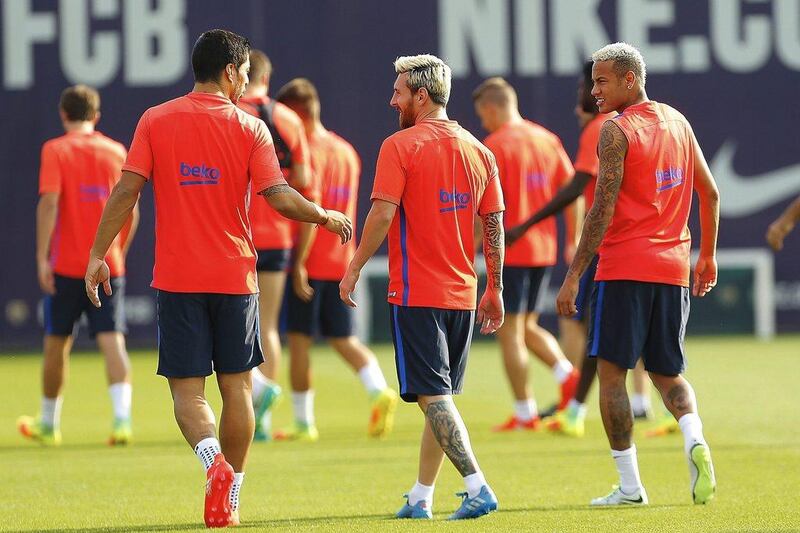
[
  {"xmin": 273, "ymin": 101, "xmax": 303, "ymax": 128},
  {"xmin": 329, "ymin": 132, "xmax": 358, "ymax": 159},
  {"xmin": 41, "ymin": 135, "xmax": 67, "ymax": 153},
  {"xmin": 97, "ymin": 133, "xmax": 128, "ymax": 158}
]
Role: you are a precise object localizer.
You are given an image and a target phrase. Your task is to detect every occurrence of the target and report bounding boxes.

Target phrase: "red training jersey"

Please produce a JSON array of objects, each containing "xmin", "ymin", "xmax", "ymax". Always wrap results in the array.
[
  {"xmin": 596, "ymin": 100, "xmax": 696, "ymax": 287},
  {"xmin": 372, "ymin": 119, "xmax": 505, "ymax": 310},
  {"xmin": 484, "ymin": 119, "xmax": 573, "ymax": 267},
  {"xmin": 305, "ymin": 130, "xmax": 360, "ymax": 280},
  {"xmin": 573, "ymin": 113, "xmax": 615, "ymax": 209},
  {"xmin": 39, "ymin": 131, "xmax": 127, "ymax": 278},
  {"xmin": 123, "ymin": 92, "xmax": 285, "ymax": 294},
  {"xmin": 238, "ymin": 96, "xmax": 310, "ymax": 250}
]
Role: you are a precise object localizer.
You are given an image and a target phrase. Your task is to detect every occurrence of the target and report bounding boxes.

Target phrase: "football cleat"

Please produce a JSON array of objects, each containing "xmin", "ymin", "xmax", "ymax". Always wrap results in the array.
[
  {"xmin": 273, "ymin": 421, "xmax": 319, "ymax": 442},
  {"xmin": 448, "ymin": 486, "xmax": 498, "ymax": 520},
  {"xmin": 17, "ymin": 415, "xmax": 61, "ymax": 446},
  {"xmin": 590, "ymin": 485, "xmax": 648, "ymax": 506},
  {"xmin": 395, "ymin": 494, "xmax": 433, "ymax": 519},
  {"xmin": 368, "ymin": 388, "xmax": 399, "ymax": 438},
  {"xmin": 108, "ymin": 418, "xmax": 132, "ymax": 446},
  {"xmin": 558, "ymin": 370, "xmax": 580, "ymax": 410},
  {"xmin": 689, "ymin": 443, "xmax": 716, "ymax": 504},
  {"xmin": 204, "ymin": 453, "xmax": 234, "ymax": 528},
  {"xmin": 645, "ymin": 413, "xmax": 679, "ymax": 437},
  {"xmin": 253, "ymin": 383, "xmax": 282, "ymax": 442},
  {"xmin": 546, "ymin": 409, "xmax": 585, "ymax": 438},
  {"xmin": 492, "ymin": 415, "xmax": 540, "ymax": 432}
]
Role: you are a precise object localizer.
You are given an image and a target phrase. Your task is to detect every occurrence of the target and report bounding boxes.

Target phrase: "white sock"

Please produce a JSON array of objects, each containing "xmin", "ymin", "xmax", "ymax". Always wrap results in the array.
[
  {"xmin": 553, "ymin": 359, "xmax": 574, "ymax": 384},
  {"xmin": 514, "ymin": 398, "xmax": 537, "ymax": 421},
  {"xmin": 408, "ymin": 480, "xmax": 434, "ymax": 506},
  {"xmin": 292, "ymin": 391, "xmax": 315, "ymax": 426},
  {"xmin": 41, "ymin": 396, "xmax": 63, "ymax": 428},
  {"xmin": 631, "ymin": 393, "xmax": 651, "ymax": 413},
  {"xmin": 358, "ymin": 360, "xmax": 388, "ymax": 395},
  {"xmin": 230, "ymin": 472, "xmax": 244, "ymax": 512},
  {"xmin": 567, "ymin": 398, "xmax": 587, "ymax": 418},
  {"xmin": 678, "ymin": 413, "xmax": 707, "ymax": 456},
  {"xmin": 108, "ymin": 382, "xmax": 132, "ymax": 421},
  {"xmin": 611, "ymin": 445, "xmax": 643, "ymax": 495},
  {"xmin": 463, "ymin": 471, "xmax": 487, "ymax": 498},
  {"xmin": 251, "ymin": 368, "xmax": 274, "ymax": 404},
  {"xmin": 194, "ymin": 437, "xmax": 221, "ymax": 472}
]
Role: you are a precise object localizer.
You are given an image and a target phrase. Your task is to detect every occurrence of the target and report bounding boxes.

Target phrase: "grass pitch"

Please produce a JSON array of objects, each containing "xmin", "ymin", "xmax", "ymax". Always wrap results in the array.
[{"xmin": 1, "ymin": 336, "xmax": 799, "ymax": 532}]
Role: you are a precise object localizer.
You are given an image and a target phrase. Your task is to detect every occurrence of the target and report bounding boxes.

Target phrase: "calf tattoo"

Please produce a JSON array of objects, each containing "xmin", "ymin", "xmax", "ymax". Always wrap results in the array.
[
  {"xmin": 481, "ymin": 211, "xmax": 504, "ymax": 290},
  {"xmin": 666, "ymin": 383, "xmax": 694, "ymax": 416},
  {"xmin": 425, "ymin": 400, "xmax": 478, "ymax": 476},
  {"xmin": 603, "ymin": 385, "xmax": 633, "ymax": 449}
]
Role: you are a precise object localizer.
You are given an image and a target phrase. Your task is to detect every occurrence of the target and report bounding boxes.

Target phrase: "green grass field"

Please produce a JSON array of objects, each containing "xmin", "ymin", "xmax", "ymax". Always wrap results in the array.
[{"xmin": 2, "ymin": 336, "xmax": 799, "ymax": 532}]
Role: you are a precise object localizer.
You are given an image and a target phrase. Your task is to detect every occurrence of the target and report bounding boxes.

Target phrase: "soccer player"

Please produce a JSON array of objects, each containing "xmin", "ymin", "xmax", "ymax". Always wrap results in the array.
[
  {"xmin": 472, "ymin": 77, "xmax": 579, "ymax": 431},
  {"xmin": 766, "ymin": 195, "xmax": 800, "ymax": 251},
  {"xmin": 84, "ymin": 29, "xmax": 352, "ymax": 528},
  {"xmin": 274, "ymin": 78, "xmax": 399, "ymax": 441},
  {"xmin": 556, "ymin": 42, "xmax": 719, "ymax": 506},
  {"xmin": 238, "ymin": 49, "xmax": 311, "ymax": 441},
  {"xmin": 18, "ymin": 85, "xmax": 137, "ymax": 447},
  {"xmin": 340, "ymin": 54, "xmax": 504, "ymax": 520}
]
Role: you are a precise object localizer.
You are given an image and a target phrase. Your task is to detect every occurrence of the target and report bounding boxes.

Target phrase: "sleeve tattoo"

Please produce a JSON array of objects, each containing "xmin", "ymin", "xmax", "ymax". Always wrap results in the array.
[
  {"xmin": 259, "ymin": 184, "xmax": 292, "ymax": 197},
  {"xmin": 481, "ymin": 211, "xmax": 504, "ymax": 290},
  {"xmin": 566, "ymin": 122, "xmax": 627, "ymax": 279}
]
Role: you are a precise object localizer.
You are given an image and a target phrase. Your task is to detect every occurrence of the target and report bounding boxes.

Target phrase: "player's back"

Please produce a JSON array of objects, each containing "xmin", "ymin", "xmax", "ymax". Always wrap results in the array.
[
  {"xmin": 373, "ymin": 119, "xmax": 503, "ymax": 310},
  {"xmin": 306, "ymin": 130, "xmax": 360, "ymax": 280},
  {"xmin": 598, "ymin": 100, "xmax": 696, "ymax": 286},
  {"xmin": 40, "ymin": 131, "xmax": 127, "ymax": 277}
]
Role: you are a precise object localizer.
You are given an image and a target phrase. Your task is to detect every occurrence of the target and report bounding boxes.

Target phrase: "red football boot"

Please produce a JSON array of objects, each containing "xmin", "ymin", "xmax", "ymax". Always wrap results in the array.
[
  {"xmin": 558, "ymin": 370, "xmax": 580, "ymax": 410},
  {"xmin": 492, "ymin": 415, "xmax": 541, "ymax": 432},
  {"xmin": 204, "ymin": 453, "xmax": 234, "ymax": 528}
]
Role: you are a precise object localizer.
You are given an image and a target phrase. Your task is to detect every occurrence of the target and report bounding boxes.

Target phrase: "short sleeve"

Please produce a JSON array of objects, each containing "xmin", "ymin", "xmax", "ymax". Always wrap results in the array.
[
  {"xmin": 573, "ymin": 123, "xmax": 600, "ymax": 177},
  {"xmin": 552, "ymin": 139, "xmax": 575, "ymax": 188},
  {"xmin": 122, "ymin": 110, "xmax": 154, "ymax": 180},
  {"xmin": 250, "ymin": 120, "xmax": 287, "ymax": 194},
  {"xmin": 38, "ymin": 142, "xmax": 62, "ymax": 195},
  {"xmin": 370, "ymin": 138, "xmax": 405, "ymax": 205},
  {"xmin": 479, "ymin": 165, "xmax": 505, "ymax": 215}
]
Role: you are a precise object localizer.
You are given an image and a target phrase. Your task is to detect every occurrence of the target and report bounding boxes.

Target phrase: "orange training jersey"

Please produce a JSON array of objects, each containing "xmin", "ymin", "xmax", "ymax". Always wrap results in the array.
[
  {"xmin": 484, "ymin": 119, "xmax": 573, "ymax": 267},
  {"xmin": 238, "ymin": 96, "xmax": 310, "ymax": 250},
  {"xmin": 305, "ymin": 130, "xmax": 360, "ymax": 280},
  {"xmin": 39, "ymin": 131, "xmax": 127, "ymax": 278},
  {"xmin": 596, "ymin": 100, "xmax": 696, "ymax": 287},
  {"xmin": 372, "ymin": 119, "xmax": 505, "ymax": 310},
  {"xmin": 573, "ymin": 113, "xmax": 615, "ymax": 209},
  {"xmin": 123, "ymin": 92, "xmax": 286, "ymax": 294}
]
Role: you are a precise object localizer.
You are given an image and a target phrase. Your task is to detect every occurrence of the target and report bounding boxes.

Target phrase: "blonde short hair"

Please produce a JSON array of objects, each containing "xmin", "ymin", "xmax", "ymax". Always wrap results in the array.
[
  {"xmin": 393, "ymin": 54, "xmax": 451, "ymax": 106},
  {"xmin": 591, "ymin": 42, "xmax": 647, "ymax": 88}
]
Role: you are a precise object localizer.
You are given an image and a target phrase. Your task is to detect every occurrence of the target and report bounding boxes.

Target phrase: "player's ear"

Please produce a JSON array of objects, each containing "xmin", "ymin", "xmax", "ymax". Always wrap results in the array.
[
  {"xmin": 93, "ymin": 111, "xmax": 101, "ymax": 125},
  {"xmin": 227, "ymin": 65, "xmax": 235, "ymax": 83}
]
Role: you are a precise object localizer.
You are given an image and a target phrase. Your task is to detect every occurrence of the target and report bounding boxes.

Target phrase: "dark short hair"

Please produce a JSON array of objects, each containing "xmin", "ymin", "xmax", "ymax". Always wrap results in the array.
[
  {"xmin": 249, "ymin": 50, "xmax": 272, "ymax": 83},
  {"xmin": 275, "ymin": 78, "xmax": 319, "ymax": 119},
  {"xmin": 59, "ymin": 85, "xmax": 100, "ymax": 121},
  {"xmin": 191, "ymin": 29, "xmax": 250, "ymax": 83},
  {"xmin": 580, "ymin": 61, "xmax": 596, "ymax": 113}
]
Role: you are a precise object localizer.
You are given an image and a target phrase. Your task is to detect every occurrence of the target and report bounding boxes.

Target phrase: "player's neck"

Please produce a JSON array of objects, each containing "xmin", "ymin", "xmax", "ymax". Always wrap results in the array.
[
  {"xmin": 496, "ymin": 109, "xmax": 523, "ymax": 130},
  {"xmin": 415, "ymin": 106, "xmax": 448, "ymax": 124},
  {"xmin": 617, "ymin": 89, "xmax": 649, "ymax": 114},
  {"xmin": 304, "ymin": 119, "xmax": 326, "ymax": 138},
  {"xmin": 244, "ymin": 84, "xmax": 268, "ymax": 99},
  {"xmin": 63, "ymin": 121, "xmax": 94, "ymax": 134},
  {"xmin": 193, "ymin": 81, "xmax": 230, "ymax": 100}
]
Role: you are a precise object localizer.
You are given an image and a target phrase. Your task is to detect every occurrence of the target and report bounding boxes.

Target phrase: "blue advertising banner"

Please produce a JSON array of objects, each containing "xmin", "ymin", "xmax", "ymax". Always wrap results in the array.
[{"xmin": 1, "ymin": 0, "xmax": 798, "ymax": 349}]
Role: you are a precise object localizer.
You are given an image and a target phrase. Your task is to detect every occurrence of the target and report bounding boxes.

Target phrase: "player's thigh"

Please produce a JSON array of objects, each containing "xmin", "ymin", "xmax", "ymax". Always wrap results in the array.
[
  {"xmin": 587, "ymin": 280, "xmax": 653, "ymax": 370},
  {"xmin": 156, "ymin": 291, "xmax": 214, "ymax": 378},
  {"xmin": 445, "ymin": 309, "xmax": 476, "ymax": 396},
  {"xmin": 257, "ymin": 270, "xmax": 288, "ymax": 326},
  {"xmin": 209, "ymin": 293, "xmax": 264, "ymax": 374},
  {"xmin": 86, "ymin": 276, "xmax": 127, "ymax": 338},
  {"xmin": 526, "ymin": 266, "xmax": 551, "ymax": 313},
  {"xmin": 44, "ymin": 275, "xmax": 86, "ymax": 336},
  {"xmin": 390, "ymin": 305, "xmax": 453, "ymax": 403},
  {"xmin": 318, "ymin": 281, "xmax": 355, "ymax": 338},
  {"xmin": 286, "ymin": 278, "xmax": 323, "ymax": 336},
  {"xmin": 502, "ymin": 266, "xmax": 532, "ymax": 315},
  {"xmin": 642, "ymin": 284, "xmax": 689, "ymax": 376}
]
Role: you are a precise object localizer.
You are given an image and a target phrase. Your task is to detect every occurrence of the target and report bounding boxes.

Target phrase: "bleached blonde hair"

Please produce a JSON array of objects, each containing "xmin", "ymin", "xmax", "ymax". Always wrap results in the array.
[
  {"xmin": 591, "ymin": 42, "xmax": 647, "ymax": 88},
  {"xmin": 393, "ymin": 54, "xmax": 451, "ymax": 106}
]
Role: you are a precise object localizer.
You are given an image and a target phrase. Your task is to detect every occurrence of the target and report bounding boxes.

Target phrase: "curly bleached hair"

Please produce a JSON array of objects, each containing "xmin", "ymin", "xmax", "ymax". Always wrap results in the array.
[
  {"xmin": 393, "ymin": 54, "xmax": 451, "ymax": 106},
  {"xmin": 591, "ymin": 42, "xmax": 647, "ymax": 88}
]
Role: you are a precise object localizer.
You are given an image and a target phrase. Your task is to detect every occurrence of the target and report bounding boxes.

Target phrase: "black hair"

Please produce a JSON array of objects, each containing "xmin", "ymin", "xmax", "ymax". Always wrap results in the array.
[
  {"xmin": 191, "ymin": 29, "xmax": 250, "ymax": 83},
  {"xmin": 581, "ymin": 60, "xmax": 596, "ymax": 113}
]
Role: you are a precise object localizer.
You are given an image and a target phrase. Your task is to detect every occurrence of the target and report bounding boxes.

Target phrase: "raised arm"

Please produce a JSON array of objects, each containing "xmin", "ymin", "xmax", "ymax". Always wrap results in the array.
[
  {"xmin": 556, "ymin": 121, "xmax": 627, "ymax": 316},
  {"xmin": 260, "ymin": 184, "xmax": 351, "ymax": 243},
  {"xmin": 766, "ymin": 195, "xmax": 800, "ymax": 251},
  {"xmin": 477, "ymin": 211, "xmax": 505, "ymax": 334},
  {"xmin": 339, "ymin": 199, "xmax": 397, "ymax": 307},
  {"xmin": 36, "ymin": 192, "xmax": 59, "ymax": 294},
  {"xmin": 691, "ymin": 132, "xmax": 720, "ymax": 297}
]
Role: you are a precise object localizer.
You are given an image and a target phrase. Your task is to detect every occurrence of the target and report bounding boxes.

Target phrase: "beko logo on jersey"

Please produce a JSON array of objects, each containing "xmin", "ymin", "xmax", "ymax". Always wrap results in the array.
[
  {"xmin": 439, "ymin": 189, "xmax": 471, "ymax": 212},
  {"xmin": 655, "ymin": 167, "xmax": 684, "ymax": 192},
  {"xmin": 179, "ymin": 163, "xmax": 220, "ymax": 186}
]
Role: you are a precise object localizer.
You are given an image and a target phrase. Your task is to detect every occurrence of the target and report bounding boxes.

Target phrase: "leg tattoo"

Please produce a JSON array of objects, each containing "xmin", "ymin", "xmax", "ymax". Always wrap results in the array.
[
  {"xmin": 425, "ymin": 400, "xmax": 478, "ymax": 477},
  {"xmin": 664, "ymin": 381, "xmax": 696, "ymax": 418},
  {"xmin": 601, "ymin": 385, "xmax": 633, "ymax": 450}
]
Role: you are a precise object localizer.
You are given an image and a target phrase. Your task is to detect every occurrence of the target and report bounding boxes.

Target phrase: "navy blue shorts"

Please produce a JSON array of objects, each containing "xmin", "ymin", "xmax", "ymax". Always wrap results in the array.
[
  {"xmin": 287, "ymin": 279, "xmax": 354, "ymax": 338},
  {"xmin": 503, "ymin": 266, "xmax": 550, "ymax": 315},
  {"xmin": 572, "ymin": 256, "xmax": 599, "ymax": 322},
  {"xmin": 44, "ymin": 275, "xmax": 126, "ymax": 338},
  {"xmin": 390, "ymin": 304, "xmax": 475, "ymax": 403},
  {"xmin": 156, "ymin": 291, "xmax": 264, "ymax": 377},
  {"xmin": 587, "ymin": 281, "xmax": 689, "ymax": 376},
  {"xmin": 256, "ymin": 249, "xmax": 291, "ymax": 272}
]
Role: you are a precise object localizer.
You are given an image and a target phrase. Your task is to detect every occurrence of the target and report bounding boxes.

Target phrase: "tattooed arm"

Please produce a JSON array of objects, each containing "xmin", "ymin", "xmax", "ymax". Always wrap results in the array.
[
  {"xmin": 556, "ymin": 121, "xmax": 627, "ymax": 316},
  {"xmin": 477, "ymin": 211, "xmax": 505, "ymax": 334},
  {"xmin": 260, "ymin": 183, "xmax": 352, "ymax": 244}
]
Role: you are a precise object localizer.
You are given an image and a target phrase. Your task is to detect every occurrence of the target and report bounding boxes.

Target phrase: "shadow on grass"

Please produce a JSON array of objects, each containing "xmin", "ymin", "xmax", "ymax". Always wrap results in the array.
[{"xmin": 15, "ymin": 503, "xmax": 689, "ymax": 532}]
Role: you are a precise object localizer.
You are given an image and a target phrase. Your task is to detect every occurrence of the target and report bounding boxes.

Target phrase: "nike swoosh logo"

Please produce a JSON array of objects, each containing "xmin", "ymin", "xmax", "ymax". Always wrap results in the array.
[{"xmin": 710, "ymin": 141, "xmax": 800, "ymax": 218}]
